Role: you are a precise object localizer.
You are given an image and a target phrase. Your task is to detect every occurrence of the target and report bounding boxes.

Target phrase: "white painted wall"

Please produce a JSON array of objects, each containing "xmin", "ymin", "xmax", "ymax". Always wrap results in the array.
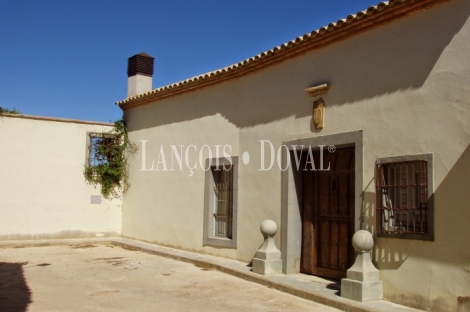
[
  {"xmin": 0, "ymin": 116, "xmax": 122, "ymax": 239},
  {"xmin": 122, "ymin": 0, "xmax": 470, "ymax": 311},
  {"xmin": 128, "ymin": 74, "xmax": 152, "ymax": 97}
]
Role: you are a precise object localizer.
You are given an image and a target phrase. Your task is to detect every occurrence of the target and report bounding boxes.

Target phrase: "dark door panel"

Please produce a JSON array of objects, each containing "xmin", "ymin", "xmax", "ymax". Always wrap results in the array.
[{"xmin": 301, "ymin": 147, "xmax": 355, "ymax": 279}]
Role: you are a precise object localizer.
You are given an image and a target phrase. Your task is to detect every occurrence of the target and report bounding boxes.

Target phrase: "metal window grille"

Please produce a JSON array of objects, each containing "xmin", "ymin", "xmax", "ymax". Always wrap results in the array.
[
  {"xmin": 212, "ymin": 165, "xmax": 233, "ymax": 239},
  {"xmin": 88, "ymin": 132, "xmax": 119, "ymax": 167},
  {"xmin": 375, "ymin": 160, "xmax": 428, "ymax": 235}
]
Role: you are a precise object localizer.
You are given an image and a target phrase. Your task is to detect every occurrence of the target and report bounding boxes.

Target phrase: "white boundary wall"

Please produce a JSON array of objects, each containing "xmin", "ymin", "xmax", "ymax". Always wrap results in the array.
[{"xmin": 0, "ymin": 115, "xmax": 122, "ymax": 239}]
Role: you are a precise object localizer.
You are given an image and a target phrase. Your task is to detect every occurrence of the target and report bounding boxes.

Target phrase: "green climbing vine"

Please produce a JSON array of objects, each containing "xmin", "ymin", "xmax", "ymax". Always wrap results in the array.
[
  {"xmin": 84, "ymin": 119, "xmax": 136, "ymax": 199},
  {"xmin": 0, "ymin": 106, "xmax": 21, "ymax": 114}
]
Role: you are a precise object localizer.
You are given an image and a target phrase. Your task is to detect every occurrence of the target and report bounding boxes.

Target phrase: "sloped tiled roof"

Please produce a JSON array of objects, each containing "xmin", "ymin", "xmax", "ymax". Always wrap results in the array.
[{"xmin": 117, "ymin": 0, "xmax": 451, "ymax": 109}]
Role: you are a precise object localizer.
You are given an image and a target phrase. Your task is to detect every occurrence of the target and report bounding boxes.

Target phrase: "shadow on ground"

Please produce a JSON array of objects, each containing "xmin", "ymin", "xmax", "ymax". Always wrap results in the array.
[{"xmin": 0, "ymin": 262, "xmax": 31, "ymax": 312}]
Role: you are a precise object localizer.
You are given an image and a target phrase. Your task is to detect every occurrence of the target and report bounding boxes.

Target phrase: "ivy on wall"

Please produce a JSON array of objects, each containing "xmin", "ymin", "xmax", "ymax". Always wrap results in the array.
[
  {"xmin": 84, "ymin": 120, "xmax": 136, "ymax": 199},
  {"xmin": 0, "ymin": 107, "xmax": 21, "ymax": 114}
]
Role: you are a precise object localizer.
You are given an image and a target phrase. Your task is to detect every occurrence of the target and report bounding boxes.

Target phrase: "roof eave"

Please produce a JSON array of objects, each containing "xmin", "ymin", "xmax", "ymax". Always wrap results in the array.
[{"xmin": 117, "ymin": 0, "xmax": 452, "ymax": 110}]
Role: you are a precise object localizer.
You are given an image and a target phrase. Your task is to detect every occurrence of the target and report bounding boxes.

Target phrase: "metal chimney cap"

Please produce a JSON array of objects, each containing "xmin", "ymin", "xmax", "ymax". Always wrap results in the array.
[{"xmin": 127, "ymin": 53, "xmax": 154, "ymax": 77}]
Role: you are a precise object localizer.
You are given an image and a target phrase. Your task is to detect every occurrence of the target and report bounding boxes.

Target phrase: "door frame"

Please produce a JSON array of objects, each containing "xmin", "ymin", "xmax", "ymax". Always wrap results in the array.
[{"xmin": 281, "ymin": 130, "xmax": 363, "ymax": 274}]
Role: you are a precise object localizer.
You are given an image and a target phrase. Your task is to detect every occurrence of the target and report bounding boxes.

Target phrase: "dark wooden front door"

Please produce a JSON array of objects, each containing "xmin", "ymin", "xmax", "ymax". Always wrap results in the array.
[{"xmin": 300, "ymin": 147, "xmax": 355, "ymax": 279}]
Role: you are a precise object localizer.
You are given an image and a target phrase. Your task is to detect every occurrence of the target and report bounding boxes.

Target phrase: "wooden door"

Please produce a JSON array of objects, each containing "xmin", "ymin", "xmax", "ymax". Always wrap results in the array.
[{"xmin": 300, "ymin": 147, "xmax": 355, "ymax": 279}]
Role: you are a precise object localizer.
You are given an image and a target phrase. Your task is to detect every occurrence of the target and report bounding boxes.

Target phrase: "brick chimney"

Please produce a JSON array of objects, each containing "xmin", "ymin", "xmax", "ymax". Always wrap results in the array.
[{"xmin": 127, "ymin": 53, "xmax": 154, "ymax": 97}]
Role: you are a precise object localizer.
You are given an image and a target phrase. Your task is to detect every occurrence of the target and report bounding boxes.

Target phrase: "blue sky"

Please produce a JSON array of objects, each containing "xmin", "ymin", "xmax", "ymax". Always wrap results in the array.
[{"xmin": 1, "ymin": 0, "xmax": 376, "ymax": 122}]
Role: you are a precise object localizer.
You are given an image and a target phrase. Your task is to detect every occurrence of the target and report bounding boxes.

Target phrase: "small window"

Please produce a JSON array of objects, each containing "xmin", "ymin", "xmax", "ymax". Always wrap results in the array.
[
  {"xmin": 375, "ymin": 154, "xmax": 433, "ymax": 240},
  {"xmin": 211, "ymin": 168, "xmax": 233, "ymax": 238},
  {"xmin": 87, "ymin": 132, "xmax": 118, "ymax": 167},
  {"xmin": 203, "ymin": 157, "xmax": 238, "ymax": 248}
]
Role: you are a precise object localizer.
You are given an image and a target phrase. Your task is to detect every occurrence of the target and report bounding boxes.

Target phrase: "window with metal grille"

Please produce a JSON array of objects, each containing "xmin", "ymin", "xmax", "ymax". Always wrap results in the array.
[
  {"xmin": 211, "ymin": 166, "xmax": 233, "ymax": 239},
  {"xmin": 375, "ymin": 154, "xmax": 433, "ymax": 240},
  {"xmin": 204, "ymin": 157, "xmax": 238, "ymax": 248},
  {"xmin": 87, "ymin": 132, "xmax": 119, "ymax": 167}
]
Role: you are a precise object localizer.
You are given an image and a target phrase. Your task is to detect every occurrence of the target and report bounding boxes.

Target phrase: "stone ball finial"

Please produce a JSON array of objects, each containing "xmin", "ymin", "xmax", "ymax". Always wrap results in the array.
[
  {"xmin": 352, "ymin": 230, "xmax": 374, "ymax": 253},
  {"xmin": 260, "ymin": 220, "xmax": 278, "ymax": 237}
]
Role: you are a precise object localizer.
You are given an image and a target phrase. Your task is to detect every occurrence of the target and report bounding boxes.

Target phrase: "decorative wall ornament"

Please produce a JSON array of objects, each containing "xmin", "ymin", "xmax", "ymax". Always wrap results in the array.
[
  {"xmin": 313, "ymin": 98, "xmax": 325, "ymax": 130},
  {"xmin": 305, "ymin": 83, "xmax": 330, "ymax": 97}
]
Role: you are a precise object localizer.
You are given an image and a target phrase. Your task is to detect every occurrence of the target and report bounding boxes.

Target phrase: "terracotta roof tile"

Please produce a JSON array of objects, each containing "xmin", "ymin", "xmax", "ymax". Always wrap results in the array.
[{"xmin": 117, "ymin": 0, "xmax": 451, "ymax": 109}]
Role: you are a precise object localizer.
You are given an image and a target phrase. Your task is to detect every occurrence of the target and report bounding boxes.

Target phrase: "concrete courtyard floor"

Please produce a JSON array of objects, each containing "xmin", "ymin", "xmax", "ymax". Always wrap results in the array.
[{"xmin": 0, "ymin": 244, "xmax": 342, "ymax": 312}]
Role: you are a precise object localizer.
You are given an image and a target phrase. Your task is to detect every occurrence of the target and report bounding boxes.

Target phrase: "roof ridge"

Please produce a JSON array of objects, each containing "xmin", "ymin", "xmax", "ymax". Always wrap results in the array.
[{"xmin": 117, "ymin": 0, "xmax": 450, "ymax": 109}]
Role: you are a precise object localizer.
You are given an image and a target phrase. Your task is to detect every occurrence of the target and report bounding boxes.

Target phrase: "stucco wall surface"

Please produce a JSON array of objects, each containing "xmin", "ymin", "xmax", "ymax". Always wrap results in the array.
[
  {"xmin": 122, "ymin": 0, "xmax": 470, "ymax": 311},
  {"xmin": 0, "ymin": 116, "xmax": 122, "ymax": 239}
]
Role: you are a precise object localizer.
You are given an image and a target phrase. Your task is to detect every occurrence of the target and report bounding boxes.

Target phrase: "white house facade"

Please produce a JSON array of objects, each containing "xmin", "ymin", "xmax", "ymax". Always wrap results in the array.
[{"xmin": 116, "ymin": 0, "xmax": 469, "ymax": 311}]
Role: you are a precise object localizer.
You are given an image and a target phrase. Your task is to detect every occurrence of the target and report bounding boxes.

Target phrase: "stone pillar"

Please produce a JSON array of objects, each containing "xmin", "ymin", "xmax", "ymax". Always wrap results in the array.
[
  {"xmin": 252, "ymin": 220, "xmax": 282, "ymax": 275},
  {"xmin": 341, "ymin": 230, "xmax": 383, "ymax": 302}
]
